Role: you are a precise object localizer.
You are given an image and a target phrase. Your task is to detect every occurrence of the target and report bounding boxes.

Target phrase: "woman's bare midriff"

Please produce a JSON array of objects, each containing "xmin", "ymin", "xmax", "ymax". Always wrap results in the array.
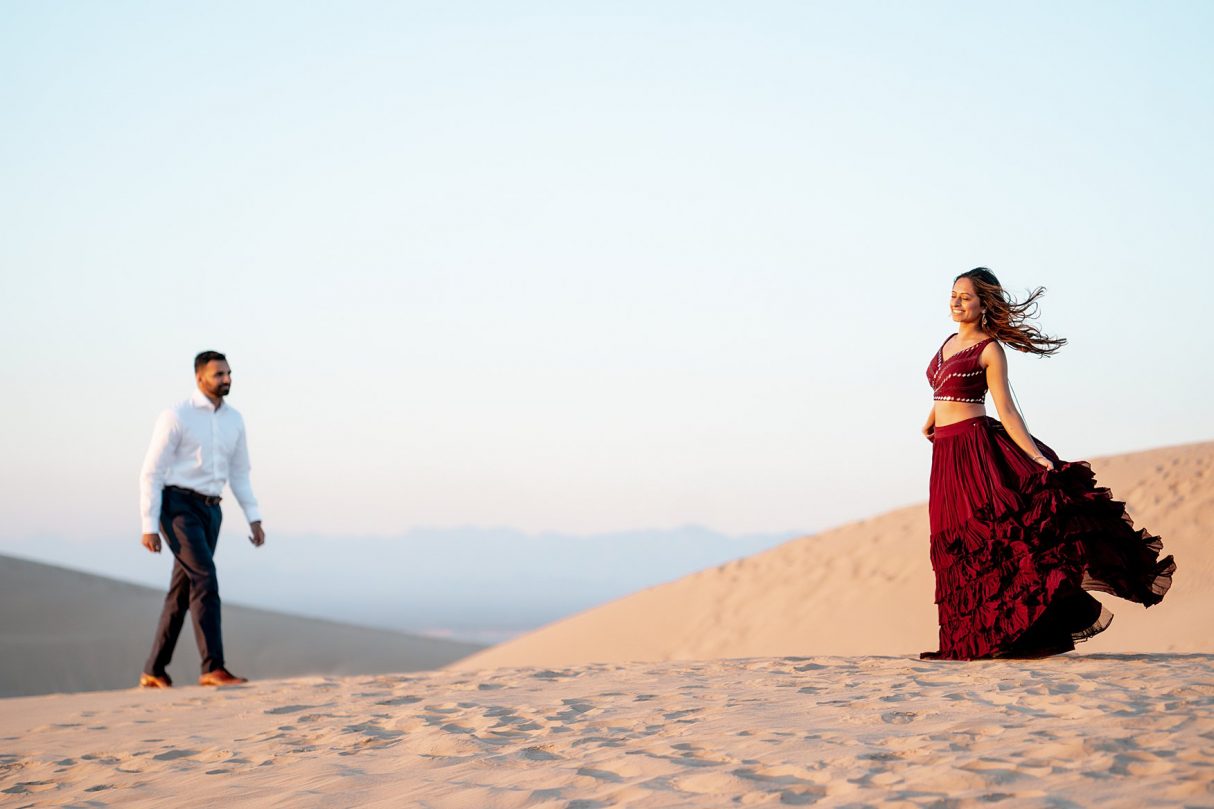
[{"xmin": 934, "ymin": 401, "xmax": 987, "ymax": 428}]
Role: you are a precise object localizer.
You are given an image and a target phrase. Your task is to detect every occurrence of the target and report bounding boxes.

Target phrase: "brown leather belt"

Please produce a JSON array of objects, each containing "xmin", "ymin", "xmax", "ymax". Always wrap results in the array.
[{"xmin": 165, "ymin": 485, "xmax": 223, "ymax": 506}]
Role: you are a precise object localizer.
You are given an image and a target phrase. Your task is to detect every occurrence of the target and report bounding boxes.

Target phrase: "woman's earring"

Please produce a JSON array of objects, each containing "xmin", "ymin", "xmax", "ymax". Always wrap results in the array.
[{"xmin": 981, "ymin": 311, "xmax": 988, "ymax": 329}]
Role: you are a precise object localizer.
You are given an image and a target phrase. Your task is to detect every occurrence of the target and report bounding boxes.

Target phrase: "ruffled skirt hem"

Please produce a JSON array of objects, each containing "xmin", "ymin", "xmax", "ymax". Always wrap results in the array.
[{"xmin": 920, "ymin": 416, "xmax": 1175, "ymax": 661}]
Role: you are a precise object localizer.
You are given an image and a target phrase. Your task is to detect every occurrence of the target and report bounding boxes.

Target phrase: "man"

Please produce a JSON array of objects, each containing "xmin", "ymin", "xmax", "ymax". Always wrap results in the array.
[{"xmin": 138, "ymin": 350, "xmax": 265, "ymax": 688}]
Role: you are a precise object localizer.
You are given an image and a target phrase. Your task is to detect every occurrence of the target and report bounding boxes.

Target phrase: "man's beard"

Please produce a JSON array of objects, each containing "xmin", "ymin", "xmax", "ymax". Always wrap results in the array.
[{"xmin": 213, "ymin": 385, "xmax": 231, "ymax": 398}]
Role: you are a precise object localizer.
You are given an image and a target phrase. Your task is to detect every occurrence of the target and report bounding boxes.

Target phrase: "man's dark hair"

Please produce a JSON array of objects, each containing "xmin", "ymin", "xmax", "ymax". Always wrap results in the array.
[{"xmin": 194, "ymin": 351, "xmax": 227, "ymax": 373}]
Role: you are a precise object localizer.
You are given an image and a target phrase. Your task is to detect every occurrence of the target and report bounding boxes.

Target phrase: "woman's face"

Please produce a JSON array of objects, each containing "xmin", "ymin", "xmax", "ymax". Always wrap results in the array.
[{"xmin": 950, "ymin": 278, "xmax": 983, "ymax": 325}]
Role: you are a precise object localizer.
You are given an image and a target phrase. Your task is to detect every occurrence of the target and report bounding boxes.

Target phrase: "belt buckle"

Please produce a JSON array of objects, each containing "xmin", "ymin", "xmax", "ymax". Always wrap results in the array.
[{"xmin": 205, "ymin": 494, "xmax": 222, "ymax": 506}]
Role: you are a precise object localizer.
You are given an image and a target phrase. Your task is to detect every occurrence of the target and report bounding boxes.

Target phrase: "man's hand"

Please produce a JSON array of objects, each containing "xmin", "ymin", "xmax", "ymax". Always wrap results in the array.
[
  {"xmin": 141, "ymin": 533, "xmax": 162, "ymax": 553},
  {"xmin": 249, "ymin": 521, "xmax": 266, "ymax": 548}
]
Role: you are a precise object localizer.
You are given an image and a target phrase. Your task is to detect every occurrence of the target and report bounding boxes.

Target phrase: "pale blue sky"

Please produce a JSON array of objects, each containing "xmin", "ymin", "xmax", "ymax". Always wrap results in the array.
[{"xmin": 3, "ymin": 1, "xmax": 1212, "ymax": 546}]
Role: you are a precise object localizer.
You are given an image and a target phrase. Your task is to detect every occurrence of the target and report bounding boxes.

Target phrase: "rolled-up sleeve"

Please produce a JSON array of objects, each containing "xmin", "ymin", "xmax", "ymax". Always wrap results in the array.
[
  {"xmin": 228, "ymin": 420, "xmax": 262, "ymax": 524},
  {"xmin": 139, "ymin": 410, "xmax": 180, "ymax": 534}
]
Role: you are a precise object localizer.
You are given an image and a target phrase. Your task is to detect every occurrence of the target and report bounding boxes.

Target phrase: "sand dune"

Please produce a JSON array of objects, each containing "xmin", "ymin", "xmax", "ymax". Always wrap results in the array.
[
  {"xmin": 453, "ymin": 442, "xmax": 1214, "ymax": 670},
  {"xmin": 2, "ymin": 655, "xmax": 1211, "ymax": 807},
  {"xmin": 0, "ymin": 555, "xmax": 482, "ymax": 698}
]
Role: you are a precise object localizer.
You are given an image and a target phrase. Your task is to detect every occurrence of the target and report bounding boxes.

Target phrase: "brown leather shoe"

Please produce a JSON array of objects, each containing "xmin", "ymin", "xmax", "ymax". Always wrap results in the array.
[
  {"xmin": 198, "ymin": 668, "xmax": 249, "ymax": 687},
  {"xmin": 139, "ymin": 672, "xmax": 173, "ymax": 689}
]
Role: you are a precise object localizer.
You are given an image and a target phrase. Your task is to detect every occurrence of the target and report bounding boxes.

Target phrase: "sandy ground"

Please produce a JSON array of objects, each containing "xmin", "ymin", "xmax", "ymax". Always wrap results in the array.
[
  {"xmin": 453, "ymin": 442, "xmax": 1214, "ymax": 670},
  {"xmin": 0, "ymin": 555, "xmax": 481, "ymax": 698},
  {"xmin": 1, "ymin": 654, "xmax": 1211, "ymax": 808}
]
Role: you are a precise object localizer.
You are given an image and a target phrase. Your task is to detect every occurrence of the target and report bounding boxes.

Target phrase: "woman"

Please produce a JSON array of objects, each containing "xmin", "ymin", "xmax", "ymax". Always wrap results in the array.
[{"xmin": 921, "ymin": 268, "xmax": 1175, "ymax": 660}]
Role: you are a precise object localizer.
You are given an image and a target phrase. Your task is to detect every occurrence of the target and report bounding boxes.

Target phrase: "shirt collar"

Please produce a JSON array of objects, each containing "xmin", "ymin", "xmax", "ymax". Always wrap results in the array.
[{"xmin": 191, "ymin": 389, "xmax": 220, "ymax": 411}]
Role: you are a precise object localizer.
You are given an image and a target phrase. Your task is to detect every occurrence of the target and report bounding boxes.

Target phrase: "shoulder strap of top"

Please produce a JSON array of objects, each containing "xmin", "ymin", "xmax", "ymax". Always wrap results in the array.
[
  {"xmin": 968, "ymin": 336, "xmax": 997, "ymax": 365},
  {"xmin": 940, "ymin": 334, "xmax": 995, "ymax": 364}
]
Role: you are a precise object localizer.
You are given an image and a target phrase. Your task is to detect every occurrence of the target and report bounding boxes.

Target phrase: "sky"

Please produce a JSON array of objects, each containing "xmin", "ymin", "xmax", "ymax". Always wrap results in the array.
[{"xmin": 3, "ymin": 2, "xmax": 1212, "ymax": 560}]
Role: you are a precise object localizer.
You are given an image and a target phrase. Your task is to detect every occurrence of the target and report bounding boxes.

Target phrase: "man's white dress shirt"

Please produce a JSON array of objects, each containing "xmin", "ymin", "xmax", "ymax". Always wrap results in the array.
[{"xmin": 139, "ymin": 390, "xmax": 262, "ymax": 534}]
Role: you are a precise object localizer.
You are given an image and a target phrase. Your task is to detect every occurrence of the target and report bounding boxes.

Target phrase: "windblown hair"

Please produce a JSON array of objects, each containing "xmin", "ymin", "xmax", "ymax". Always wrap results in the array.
[
  {"xmin": 194, "ymin": 350, "xmax": 227, "ymax": 373},
  {"xmin": 955, "ymin": 268, "xmax": 1066, "ymax": 357}
]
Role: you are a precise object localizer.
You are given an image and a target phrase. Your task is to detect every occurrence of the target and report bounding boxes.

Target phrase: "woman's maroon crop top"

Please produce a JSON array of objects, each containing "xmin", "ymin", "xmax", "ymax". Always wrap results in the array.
[{"xmin": 927, "ymin": 334, "xmax": 994, "ymax": 403}]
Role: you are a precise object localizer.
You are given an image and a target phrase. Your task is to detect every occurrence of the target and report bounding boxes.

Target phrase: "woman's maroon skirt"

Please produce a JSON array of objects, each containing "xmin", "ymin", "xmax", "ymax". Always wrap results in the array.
[{"xmin": 922, "ymin": 416, "xmax": 1175, "ymax": 660}]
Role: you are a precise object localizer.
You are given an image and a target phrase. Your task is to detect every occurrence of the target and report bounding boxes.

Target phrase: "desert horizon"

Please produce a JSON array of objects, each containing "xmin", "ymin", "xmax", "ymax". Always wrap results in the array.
[{"xmin": 4, "ymin": 439, "xmax": 1210, "ymax": 699}]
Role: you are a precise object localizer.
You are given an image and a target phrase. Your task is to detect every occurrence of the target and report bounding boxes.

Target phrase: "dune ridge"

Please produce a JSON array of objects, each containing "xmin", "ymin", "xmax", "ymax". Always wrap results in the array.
[{"xmin": 453, "ymin": 441, "xmax": 1214, "ymax": 670}]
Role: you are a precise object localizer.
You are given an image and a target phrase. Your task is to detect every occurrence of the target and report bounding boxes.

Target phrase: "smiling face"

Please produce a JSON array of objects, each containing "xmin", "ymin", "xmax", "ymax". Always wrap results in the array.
[
  {"xmin": 197, "ymin": 360, "xmax": 232, "ymax": 399},
  {"xmin": 950, "ymin": 277, "xmax": 983, "ymax": 325}
]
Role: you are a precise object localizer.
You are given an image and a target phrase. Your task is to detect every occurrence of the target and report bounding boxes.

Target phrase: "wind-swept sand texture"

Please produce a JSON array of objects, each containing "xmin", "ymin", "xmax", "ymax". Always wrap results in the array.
[
  {"xmin": 0, "ymin": 555, "xmax": 482, "ymax": 698},
  {"xmin": 1, "ymin": 655, "xmax": 1211, "ymax": 807},
  {"xmin": 453, "ymin": 442, "xmax": 1214, "ymax": 670}
]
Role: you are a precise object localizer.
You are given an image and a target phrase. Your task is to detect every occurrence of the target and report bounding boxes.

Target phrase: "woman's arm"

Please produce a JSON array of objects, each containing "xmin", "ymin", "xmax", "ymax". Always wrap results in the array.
[
  {"xmin": 922, "ymin": 405, "xmax": 936, "ymax": 442},
  {"xmin": 984, "ymin": 342, "xmax": 1054, "ymax": 470}
]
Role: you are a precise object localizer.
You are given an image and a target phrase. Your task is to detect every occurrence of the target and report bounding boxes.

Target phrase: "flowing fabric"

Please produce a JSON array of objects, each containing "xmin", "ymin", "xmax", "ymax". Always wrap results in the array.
[{"xmin": 922, "ymin": 416, "xmax": 1175, "ymax": 660}]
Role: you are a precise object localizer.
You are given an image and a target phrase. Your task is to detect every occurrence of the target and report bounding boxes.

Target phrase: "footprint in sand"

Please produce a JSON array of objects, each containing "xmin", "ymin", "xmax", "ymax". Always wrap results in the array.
[
  {"xmin": 733, "ymin": 765, "xmax": 816, "ymax": 787},
  {"xmin": 960, "ymin": 758, "xmax": 1031, "ymax": 786},
  {"xmin": 480, "ymin": 729, "xmax": 530, "ymax": 745},
  {"xmin": 881, "ymin": 711, "xmax": 917, "ymax": 725},
  {"xmin": 438, "ymin": 722, "xmax": 475, "ymax": 735},
  {"xmin": 2, "ymin": 781, "xmax": 57, "ymax": 794},
  {"xmin": 264, "ymin": 704, "xmax": 320, "ymax": 715},
  {"xmin": 731, "ymin": 765, "xmax": 827, "ymax": 804},
  {"xmin": 664, "ymin": 708, "xmax": 701, "ymax": 721},
  {"xmin": 80, "ymin": 754, "xmax": 121, "ymax": 764},
  {"xmin": 345, "ymin": 721, "xmax": 404, "ymax": 741},
  {"xmin": 490, "ymin": 712, "xmax": 544, "ymax": 732},
  {"xmin": 1046, "ymin": 682, "xmax": 1081, "ymax": 695},
  {"xmin": 665, "ymin": 743, "xmax": 735, "ymax": 768},
  {"xmin": 490, "ymin": 715, "xmax": 544, "ymax": 735},
  {"xmin": 376, "ymin": 695, "xmax": 422, "ymax": 706},
  {"xmin": 519, "ymin": 746, "xmax": 562, "ymax": 761},
  {"xmin": 1111, "ymin": 752, "xmax": 1174, "ymax": 776},
  {"xmin": 552, "ymin": 700, "xmax": 598, "ymax": 722},
  {"xmin": 528, "ymin": 787, "xmax": 564, "ymax": 801}
]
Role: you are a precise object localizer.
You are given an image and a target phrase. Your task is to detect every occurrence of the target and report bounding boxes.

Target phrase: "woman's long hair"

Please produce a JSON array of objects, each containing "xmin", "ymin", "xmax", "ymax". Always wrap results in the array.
[{"xmin": 956, "ymin": 267, "xmax": 1067, "ymax": 356}]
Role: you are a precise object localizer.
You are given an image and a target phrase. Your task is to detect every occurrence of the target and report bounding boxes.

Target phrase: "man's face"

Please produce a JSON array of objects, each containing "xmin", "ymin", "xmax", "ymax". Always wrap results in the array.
[{"xmin": 197, "ymin": 360, "xmax": 232, "ymax": 398}]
